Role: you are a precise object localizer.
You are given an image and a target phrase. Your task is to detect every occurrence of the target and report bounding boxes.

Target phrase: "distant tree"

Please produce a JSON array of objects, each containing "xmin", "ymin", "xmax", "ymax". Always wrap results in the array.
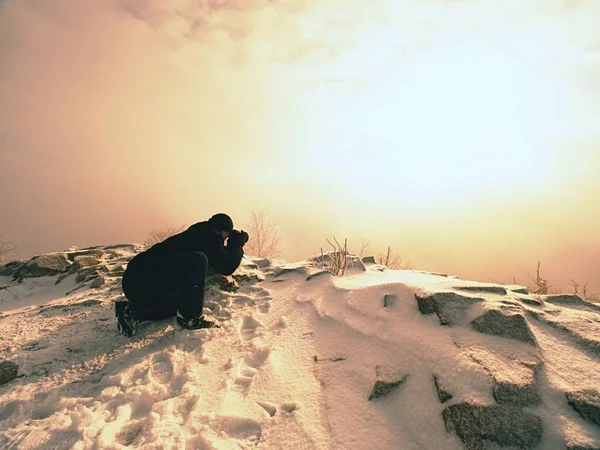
[
  {"xmin": 144, "ymin": 224, "xmax": 187, "ymax": 246},
  {"xmin": 244, "ymin": 209, "xmax": 280, "ymax": 258},
  {"xmin": 358, "ymin": 238, "xmax": 371, "ymax": 259},
  {"xmin": 377, "ymin": 246, "xmax": 413, "ymax": 270},
  {"xmin": 0, "ymin": 236, "xmax": 19, "ymax": 264}
]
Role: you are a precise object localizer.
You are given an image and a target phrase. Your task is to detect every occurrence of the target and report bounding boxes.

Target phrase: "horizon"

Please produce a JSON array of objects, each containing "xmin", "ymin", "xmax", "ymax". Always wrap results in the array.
[{"xmin": 1, "ymin": 0, "xmax": 599, "ymax": 295}]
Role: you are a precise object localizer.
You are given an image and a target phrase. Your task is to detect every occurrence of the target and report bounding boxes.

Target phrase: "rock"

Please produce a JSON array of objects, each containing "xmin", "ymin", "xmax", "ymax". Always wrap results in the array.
[
  {"xmin": 14, "ymin": 253, "xmax": 70, "ymax": 279},
  {"xmin": 383, "ymin": 294, "xmax": 397, "ymax": 308},
  {"xmin": 471, "ymin": 309, "xmax": 536, "ymax": 345},
  {"xmin": 75, "ymin": 267, "xmax": 100, "ymax": 283},
  {"xmin": 544, "ymin": 294, "xmax": 600, "ymax": 313},
  {"xmin": 455, "ymin": 285, "xmax": 507, "ymax": 295},
  {"xmin": 368, "ymin": 374, "xmax": 409, "ymax": 400},
  {"xmin": 242, "ymin": 262, "xmax": 259, "ymax": 270},
  {"xmin": 520, "ymin": 297, "xmax": 543, "ymax": 306},
  {"xmin": 69, "ymin": 255, "xmax": 100, "ymax": 274},
  {"xmin": 415, "ymin": 292, "xmax": 483, "ymax": 326},
  {"xmin": 567, "ymin": 443, "xmax": 600, "ymax": 450},
  {"xmin": 67, "ymin": 248, "xmax": 106, "ymax": 261},
  {"xmin": 273, "ymin": 266, "xmax": 311, "ymax": 278},
  {"xmin": 206, "ymin": 274, "xmax": 238, "ymax": 292},
  {"xmin": 306, "ymin": 270, "xmax": 333, "ymax": 281},
  {"xmin": 89, "ymin": 276, "xmax": 105, "ymax": 288},
  {"xmin": 348, "ymin": 258, "xmax": 367, "ymax": 271},
  {"xmin": 531, "ymin": 313, "xmax": 600, "ymax": 356},
  {"xmin": 109, "ymin": 264, "xmax": 126, "ymax": 276},
  {"xmin": 232, "ymin": 272, "xmax": 264, "ymax": 284},
  {"xmin": 433, "ymin": 374, "xmax": 453, "ymax": 403},
  {"xmin": 254, "ymin": 258, "xmax": 270, "ymax": 268},
  {"xmin": 54, "ymin": 273, "xmax": 71, "ymax": 285},
  {"xmin": 416, "ymin": 270, "xmax": 450, "ymax": 277},
  {"xmin": 0, "ymin": 260, "xmax": 26, "ymax": 277},
  {"xmin": 442, "ymin": 402, "xmax": 543, "ymax": 450},
  {"xmin": 361, "ymin": 256, "xmax": 376, "ymax": 264},
  {"xmin": 511, "ymin": 288, "xmax": 530, "ymax": 295},
  {"xmin": 0, "ymin": 360, "xmax": 19, "ymax": 385},
  {"xmin": 566, "ymin": 389, "xmax": 600, "ymax": 426},
  {"xmin": 493, "ymin": 373, "xmax": 541, "ymax": 406},
  {"xmin": 311, "ymin": 252, "xmax": 365, "ymax": 272}
]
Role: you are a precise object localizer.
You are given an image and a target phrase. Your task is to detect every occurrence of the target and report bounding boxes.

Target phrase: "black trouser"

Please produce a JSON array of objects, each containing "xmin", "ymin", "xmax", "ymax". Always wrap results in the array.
[{"xmin": 122, "ymin": 251, "xmax": 208, "ymax": 320}]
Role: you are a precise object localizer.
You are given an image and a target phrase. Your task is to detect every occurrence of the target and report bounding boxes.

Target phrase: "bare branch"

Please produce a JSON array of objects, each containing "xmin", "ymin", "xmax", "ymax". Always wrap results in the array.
[
  {"xmin": 376, "ymin": 246, "xmax": 413, "ymax": 270},
  {"xmin": 0, "ymin": 236, "xmax": 20, "ymax": 264},
  {"xmin": 244, "ymin": 209, "xmax": 280, "ymax": 258},
  {"xmin": 144, "ymin": 224, "xmax": 187, "ymax": 246}
]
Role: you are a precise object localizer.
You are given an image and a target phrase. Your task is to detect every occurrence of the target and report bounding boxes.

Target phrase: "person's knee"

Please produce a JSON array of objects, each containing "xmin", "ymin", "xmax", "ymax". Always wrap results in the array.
[{"xmin": 187, "ymin": 251, "xmax": 208, "ymax": 269}]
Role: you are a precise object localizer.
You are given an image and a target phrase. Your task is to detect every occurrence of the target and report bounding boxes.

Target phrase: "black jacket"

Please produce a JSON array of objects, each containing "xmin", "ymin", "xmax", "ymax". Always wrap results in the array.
[{"xmin": 136, "ymin": 221, "xmax": 243, "ymax": 276}]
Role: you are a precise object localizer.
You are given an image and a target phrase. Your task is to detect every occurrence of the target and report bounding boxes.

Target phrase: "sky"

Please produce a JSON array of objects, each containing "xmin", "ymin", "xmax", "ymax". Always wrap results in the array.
[{"xmin": 1, "ymin": 0, "xmax": 599, "ymax": 293}]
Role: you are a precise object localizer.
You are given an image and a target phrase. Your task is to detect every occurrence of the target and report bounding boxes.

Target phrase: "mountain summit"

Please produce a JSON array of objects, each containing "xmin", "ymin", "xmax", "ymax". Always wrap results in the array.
[{"xmin": 1, "ymin": 245, "xmax": 599, "ymax": 449}]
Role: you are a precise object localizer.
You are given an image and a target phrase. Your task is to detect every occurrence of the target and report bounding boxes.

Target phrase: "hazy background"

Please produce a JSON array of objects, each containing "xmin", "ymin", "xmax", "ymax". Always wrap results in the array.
[{"xmin": 1, "ymin": 0, "xmax": 599, "ymax": 292}]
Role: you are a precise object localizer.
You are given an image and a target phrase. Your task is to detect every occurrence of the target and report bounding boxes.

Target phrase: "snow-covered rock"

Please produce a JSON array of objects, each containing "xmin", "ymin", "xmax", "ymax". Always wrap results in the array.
[
  {"xmin": 567, "ymin": 389, "xmax": 600, "ymax": 426},
  {"xmin": 13, "ymin": 253, "xmax": 70, "ymax": 279},
  {"xmin": 0, "ymin": 361, "xmax": 18, "ymax": 385},
  {"xmin": 442, "ymin": 402, "xmax": 543, "ymax": 449}
]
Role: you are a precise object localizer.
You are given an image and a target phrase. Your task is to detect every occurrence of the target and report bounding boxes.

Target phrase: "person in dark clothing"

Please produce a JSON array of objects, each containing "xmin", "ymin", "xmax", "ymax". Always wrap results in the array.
[{"xmin": 115, "ymin": 213, "xmax": 249, "ymax": 337}]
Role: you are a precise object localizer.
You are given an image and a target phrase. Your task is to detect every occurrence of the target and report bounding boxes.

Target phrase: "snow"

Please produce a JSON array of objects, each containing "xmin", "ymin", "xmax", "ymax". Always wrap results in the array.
[{"xmin": 1, "ymin": 248, "xmax": 599, "ymax": 449}]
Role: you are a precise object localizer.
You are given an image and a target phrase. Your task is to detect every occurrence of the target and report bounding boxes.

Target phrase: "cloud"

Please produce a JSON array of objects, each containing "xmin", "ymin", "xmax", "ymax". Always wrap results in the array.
[{"xmin": 1, "ymin": 0, "xmax": 599, "ymax": 291}]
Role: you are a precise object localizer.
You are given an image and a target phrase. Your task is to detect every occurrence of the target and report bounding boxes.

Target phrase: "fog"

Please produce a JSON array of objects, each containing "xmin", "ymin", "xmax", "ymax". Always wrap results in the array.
[{"xmin": 1, "ymin": 0, "xmax": 599, "ymax": 293}]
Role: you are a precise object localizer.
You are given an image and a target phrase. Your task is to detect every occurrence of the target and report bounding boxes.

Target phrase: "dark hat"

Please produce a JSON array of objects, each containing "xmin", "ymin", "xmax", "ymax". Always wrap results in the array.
[{"xmin": 209, "ymin": 213, "xmax": 234, "ymax": 232}]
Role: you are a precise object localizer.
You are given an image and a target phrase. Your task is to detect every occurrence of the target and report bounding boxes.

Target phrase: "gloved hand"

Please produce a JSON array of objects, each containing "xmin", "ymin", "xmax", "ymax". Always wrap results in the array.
[{"xmin": 229, "ymin": 230, "xmax": 249, "ymax": 248}]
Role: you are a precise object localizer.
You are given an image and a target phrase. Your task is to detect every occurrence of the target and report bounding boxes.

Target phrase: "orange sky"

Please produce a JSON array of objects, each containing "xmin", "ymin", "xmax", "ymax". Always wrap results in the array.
[{"xmin": 1, "ymin": 0, "xmax": 599, "ymax": 294}]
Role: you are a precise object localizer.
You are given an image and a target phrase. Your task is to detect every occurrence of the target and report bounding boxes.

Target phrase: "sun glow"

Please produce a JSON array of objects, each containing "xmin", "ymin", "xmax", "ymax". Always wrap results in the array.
[{"xmin": 298, "ymin": 41, "xmax": 565, "ymax": 207}]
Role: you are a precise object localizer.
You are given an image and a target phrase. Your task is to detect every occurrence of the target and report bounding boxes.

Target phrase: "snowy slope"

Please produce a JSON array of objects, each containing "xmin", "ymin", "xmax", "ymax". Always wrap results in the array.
[{"xmin": 1, "ymin": 246, "xmax": 599, "ymax": 450}]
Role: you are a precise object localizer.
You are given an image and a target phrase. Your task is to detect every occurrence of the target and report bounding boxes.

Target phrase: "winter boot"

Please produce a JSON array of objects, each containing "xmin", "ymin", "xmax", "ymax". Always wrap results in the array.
[
  {"xmin": 176, "ymin": 311, "xmax": 219, "ymax": 330},
  {"xmin": 115, "ymin": 300, "xmax": 140, "ymax": 337}
]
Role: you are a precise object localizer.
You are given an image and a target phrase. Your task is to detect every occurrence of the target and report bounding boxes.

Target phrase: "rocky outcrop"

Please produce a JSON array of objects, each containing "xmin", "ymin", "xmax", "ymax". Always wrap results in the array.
[
  {"xmin": 0, "ymin": 360, "xmax": 19, "ymax": 385},
  {"xmin": 415, "ymin": 292, "xmax": 483, "ymax": 326},
  {"xmin": 471, "ymin": 309, "xmax": 536, "ymax": 345},
  {"xmin": 543, "ymin": 294, "xmax": 600, "ymax": 313},
  {"xmin": 493, "ymin": 373, "xmax": 541, "ymax": 406},
  {"xmin": 529, "ymin": 311, "xmax": 600, "ymax": 356},
  {"xmin": 443, "ymin": 402, "xmax": 543, "ymax": 450},
  {"xmin": 361, "ymin": 256, "xmax": 376, "ymax": 264},
  {"xmin": 253, "ymin": 258, "xmax": 270, "ymax": 268},
  {"xmin": 0, "ymin": 260, "xmax": 26, "ymax": 277},
  {"xmin": 67, "ymin": 248, "xmax": 106, "ymax": 261},
  {"xmin": 233, "ymin": 272, "xmax": 264, "ymax": 284},
  {"xmin": 13, "ymin": 253, "xmax": 70, "ymax": 280},
  {"xmin": 566, "ymin": 389, "xmax": 600, "ymax": 426},
  {"xmin": 69, "ymin": 255, "xmax": 100, "ymax": 274},
  {"xmin": 206, "ymin": 274, "xmax": 238, "ymax": 292},
  {"xmin": 273, "ymin": 266, "xmax": 312, "ymax": 278}
]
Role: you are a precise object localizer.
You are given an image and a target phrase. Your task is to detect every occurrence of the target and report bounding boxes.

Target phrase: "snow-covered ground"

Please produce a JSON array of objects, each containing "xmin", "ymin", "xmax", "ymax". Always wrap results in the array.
[{"xmin": 1, "ymin": 246, "xmax": 599, "ymax": 449}]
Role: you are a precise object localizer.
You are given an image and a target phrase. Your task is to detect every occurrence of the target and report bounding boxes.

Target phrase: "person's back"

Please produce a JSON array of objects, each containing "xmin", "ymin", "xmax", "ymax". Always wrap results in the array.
[{"xmin": 116, "ymin": 213, "xmax": 249, "ymax": 336}]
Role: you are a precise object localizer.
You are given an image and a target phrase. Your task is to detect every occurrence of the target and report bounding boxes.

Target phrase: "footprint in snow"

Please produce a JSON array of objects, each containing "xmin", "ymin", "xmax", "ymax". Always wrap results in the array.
[
  {"xmin": 210, "ymin": 416, "xmax": 262, "ymax": 443},
  {"xmin": 234, "ymin": 344, "xmax": 270, "ymax": 392},
  {"xmin": 240, "ymin": 316, "xmax": 263, "ymax": 341},
  {"xmin": 116, "ymin": 422, "xmax": 144, "ymax": 446},
  {"xmin": 150, "ymin": 352, "xmax": 174, "ymax": 384},
  {"xmin": 244, "ymin": 345, "xmax": 270, "ymax": 369}
]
